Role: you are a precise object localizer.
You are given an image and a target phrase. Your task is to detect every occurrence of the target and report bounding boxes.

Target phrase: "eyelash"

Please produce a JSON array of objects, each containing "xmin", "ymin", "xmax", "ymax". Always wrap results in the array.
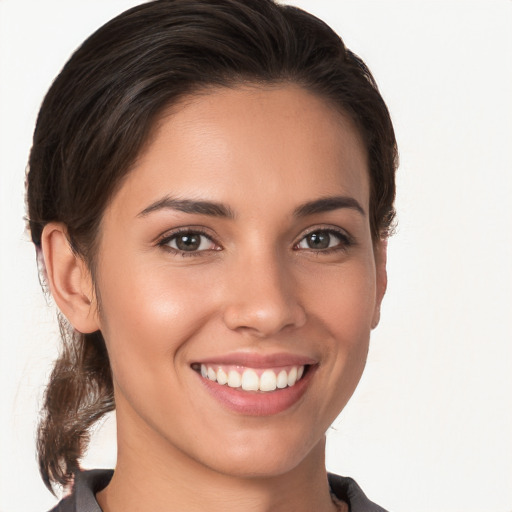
[
  {"xmin": 293, "ymin": 227, "xmax": 353, "ymax": 254},
  {"xmin": 157, "ymin": 228, "xmax": 219, "ymax": 257},
  {"xmin": 157, "ymin": 226, "xmax": 353, "ymax": 257}
]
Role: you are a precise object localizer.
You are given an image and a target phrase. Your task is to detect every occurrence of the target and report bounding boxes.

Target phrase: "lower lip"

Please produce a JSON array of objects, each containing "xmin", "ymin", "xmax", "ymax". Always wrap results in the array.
[{"xmin": 196, "ymin": 366, "xmax": 315, "ymax": 416}]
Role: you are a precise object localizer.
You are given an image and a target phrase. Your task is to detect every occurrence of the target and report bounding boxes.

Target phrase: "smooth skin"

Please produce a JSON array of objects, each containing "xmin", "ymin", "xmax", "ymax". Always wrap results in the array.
[{"xmin": 42, "ymin": 85, "xmax": 387, "ymax": 512}]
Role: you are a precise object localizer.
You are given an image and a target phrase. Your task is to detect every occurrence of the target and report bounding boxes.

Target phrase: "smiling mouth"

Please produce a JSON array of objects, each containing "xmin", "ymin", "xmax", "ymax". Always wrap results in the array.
[{"xmin": 191, "ymin": 363, "xmax": 310, "ymax": 392}]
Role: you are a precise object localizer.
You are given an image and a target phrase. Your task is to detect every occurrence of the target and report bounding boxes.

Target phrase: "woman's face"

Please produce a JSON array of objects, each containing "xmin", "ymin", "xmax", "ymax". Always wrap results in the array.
[{"xmin": 92, "ymin": 85, "xmax": 386, "ymax": 478}]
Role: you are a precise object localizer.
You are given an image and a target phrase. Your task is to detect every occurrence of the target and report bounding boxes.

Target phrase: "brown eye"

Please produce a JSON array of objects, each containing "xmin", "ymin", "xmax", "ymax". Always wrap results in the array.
[
  {"xmin": 163, "ymin": 231, "xmax": 217, "ymax": 252},
  {"xmin": 175, "ymin": 233, "xmax": 201, "ymax": 251}
]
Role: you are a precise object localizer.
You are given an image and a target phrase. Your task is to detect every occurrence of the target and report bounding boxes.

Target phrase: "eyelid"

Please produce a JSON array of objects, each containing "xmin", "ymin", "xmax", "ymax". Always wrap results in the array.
[
  {"xmin": 294, "ymin": 225, "xmax": 354, "ymax": 251},
  {"xmin": 156, "ymin": 226, "xmax": 222, "ymax": 255}
]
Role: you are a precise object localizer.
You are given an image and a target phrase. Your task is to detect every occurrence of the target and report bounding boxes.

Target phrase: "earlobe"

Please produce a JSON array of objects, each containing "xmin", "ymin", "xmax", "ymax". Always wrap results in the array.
[
  {"xmin": 41, "ymin": 223, "xmax": 100, "ymax": 334},
  {"xmin": 371, "ymin": 239, "xmax": 388, "ymax": 330}
]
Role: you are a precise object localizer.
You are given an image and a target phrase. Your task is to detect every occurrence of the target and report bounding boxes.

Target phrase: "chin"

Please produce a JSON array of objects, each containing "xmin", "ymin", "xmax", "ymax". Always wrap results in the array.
[{"xmin": 189, "ymin": 429, "xmax": 325, "ymax": 480}]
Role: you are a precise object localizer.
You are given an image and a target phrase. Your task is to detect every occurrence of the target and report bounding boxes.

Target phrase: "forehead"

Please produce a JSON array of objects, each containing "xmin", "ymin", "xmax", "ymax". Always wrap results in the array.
[{"xmin": 108, "ymin": 84, "xmax": 370, "ymax": 220}]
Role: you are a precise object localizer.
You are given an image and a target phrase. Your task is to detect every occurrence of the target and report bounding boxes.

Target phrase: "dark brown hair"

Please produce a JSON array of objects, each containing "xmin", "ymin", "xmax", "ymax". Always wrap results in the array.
[{"xmin": 26, "ymin": 0, "xmax": 398, "ymax": 493}]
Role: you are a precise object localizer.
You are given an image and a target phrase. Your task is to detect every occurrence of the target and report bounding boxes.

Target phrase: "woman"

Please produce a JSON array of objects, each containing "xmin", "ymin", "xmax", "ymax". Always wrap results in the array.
[{"xmin": 26, "ymin": 0, "xmax": 397, "ymax": 511}]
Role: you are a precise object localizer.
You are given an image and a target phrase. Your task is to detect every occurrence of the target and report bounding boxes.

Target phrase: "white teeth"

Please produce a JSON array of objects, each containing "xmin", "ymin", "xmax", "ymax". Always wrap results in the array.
[
  {"xmin": 228, "ymin": 369, "xmax": 242, "ymax": 388},
  {"xmin": 241, "ymin": 369, "xmax": 259, "ymax": 391},
  {"xmin": 216, "ymin": 367, "xmax": 228, "ymax": 385},
  {"xmin": 276, "ymin": 370, "xmax": 288, "ymax": 389},
  {"xmin": 259, "ymin": 370, "xmax": 277, "ymax": 392},
  {"xmin": 199, "ymin": 365, "xmax": 306, "ymax": 392},
  {"xmin": 287, "ymin": 366, "xmax": 298, "ymax": 387}
]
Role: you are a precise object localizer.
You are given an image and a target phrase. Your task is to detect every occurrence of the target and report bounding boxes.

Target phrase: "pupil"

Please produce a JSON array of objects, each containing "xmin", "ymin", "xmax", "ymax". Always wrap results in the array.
[
  {"xmin": 177, "ymin": 234, "xmax": 200, "ymax": 251},
  {"xmin": 308, "ymin": 232, "xmax": 330, "ymax": 249}
]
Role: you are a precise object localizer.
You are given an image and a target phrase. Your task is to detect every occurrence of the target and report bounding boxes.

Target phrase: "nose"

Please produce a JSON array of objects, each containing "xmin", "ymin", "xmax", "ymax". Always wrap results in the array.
[{"xmin": 221, "ymin": 253, "xmax": 307, "ymax": 338}]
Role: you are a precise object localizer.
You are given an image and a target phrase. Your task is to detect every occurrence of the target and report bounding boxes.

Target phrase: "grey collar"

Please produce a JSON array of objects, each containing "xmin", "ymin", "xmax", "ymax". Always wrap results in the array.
[{"xmin": 50, "ymin": 469, "xmax": 389, "ymax": 512}]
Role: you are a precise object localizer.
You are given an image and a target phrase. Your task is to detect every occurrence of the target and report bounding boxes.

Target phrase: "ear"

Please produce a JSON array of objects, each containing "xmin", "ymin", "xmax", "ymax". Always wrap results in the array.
[
  {"xmin": 41, "ymin": 223, "xmax": 100, "ymax": 333},
  {"xmin": 371, "ymin": 239, "xmax": 388, "ymax": 329}
]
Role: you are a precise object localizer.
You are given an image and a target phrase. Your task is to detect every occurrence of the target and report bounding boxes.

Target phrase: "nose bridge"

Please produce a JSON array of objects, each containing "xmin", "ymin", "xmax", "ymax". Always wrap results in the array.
[{"xmin": 222, "ymin": 245, "xmax": 306, "ymax": 336}]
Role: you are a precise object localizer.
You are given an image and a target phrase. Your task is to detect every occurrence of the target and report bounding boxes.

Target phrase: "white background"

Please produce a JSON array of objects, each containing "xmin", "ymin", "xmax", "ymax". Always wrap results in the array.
[{"xmin": 1, "ymin": 1, "xmax": 511, "ymax": 511}]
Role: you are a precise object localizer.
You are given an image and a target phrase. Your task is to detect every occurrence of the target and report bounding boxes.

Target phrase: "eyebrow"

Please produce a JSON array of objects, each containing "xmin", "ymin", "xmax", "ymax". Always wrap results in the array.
[
  {"xmin": 293, "ymin": 196, "xmax": 365, "ymax": 217},
  {"xmin": 137, "ymin": 194, "xmax": 365, "ymax": 219},
  {"xmin": 138, "ymin": 196, "xmax": 235, "ymax": 219}
]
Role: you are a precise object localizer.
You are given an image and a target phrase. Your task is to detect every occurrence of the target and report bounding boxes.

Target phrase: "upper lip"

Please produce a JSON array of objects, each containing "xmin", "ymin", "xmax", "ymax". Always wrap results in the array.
[{"xmin": 192, "ymin": 352, "xmax": 317, "ymax": 368}]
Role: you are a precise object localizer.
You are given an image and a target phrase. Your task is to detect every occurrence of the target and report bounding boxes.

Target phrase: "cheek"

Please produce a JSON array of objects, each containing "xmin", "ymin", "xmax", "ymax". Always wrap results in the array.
[
  {"xmin": 301, "ymin": 258, "xmax": 376, "ymax": 398},
  {"xmin": 94, "ymin": 260, "xmax": 225, "ymax": 439},
  {"xmin": 303, "ymin": 257, "xmax": 377, "ymax": 335},
  {"xmin": 95, "ymin": 259, "xmax": 219, "ymax": 378}
]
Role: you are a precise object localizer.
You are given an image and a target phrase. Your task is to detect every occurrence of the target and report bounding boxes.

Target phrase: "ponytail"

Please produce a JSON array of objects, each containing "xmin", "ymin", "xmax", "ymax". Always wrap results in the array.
[{"xmin": 37, "ymin": 319, "xmax": 114, "ymax": 493}]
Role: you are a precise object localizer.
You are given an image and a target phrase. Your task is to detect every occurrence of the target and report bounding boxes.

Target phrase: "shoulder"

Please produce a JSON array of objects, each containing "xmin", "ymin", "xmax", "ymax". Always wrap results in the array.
[
  {"xmin": 47, "ymin": 495, "xmax": 73, "ymax": 512},
  {"xmin": 328, "ymin": 473, "xmax": 389, "ymax": 512},
  {"xmin": 46, "ymin": 470, "xmax": 113, "ymax": 512}
]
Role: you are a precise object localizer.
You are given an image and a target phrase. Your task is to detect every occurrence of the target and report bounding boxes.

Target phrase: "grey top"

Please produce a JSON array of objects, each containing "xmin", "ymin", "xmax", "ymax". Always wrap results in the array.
[{"xmin": 48, "ymin": 469, "xmax": 388, "ymax": 512}]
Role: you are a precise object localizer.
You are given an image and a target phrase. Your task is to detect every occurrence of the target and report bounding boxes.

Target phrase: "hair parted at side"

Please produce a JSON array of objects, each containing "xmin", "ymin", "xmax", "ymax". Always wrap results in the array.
[{"xmin": 26, "ymin": 0, "xmax": 398, "ymax": 493}]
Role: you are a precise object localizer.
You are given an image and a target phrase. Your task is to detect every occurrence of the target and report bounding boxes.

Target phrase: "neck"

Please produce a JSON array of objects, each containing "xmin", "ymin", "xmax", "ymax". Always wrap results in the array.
[{"xmin": 97, "ymin": 417, "xmax": 339, "ymax": 512}]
